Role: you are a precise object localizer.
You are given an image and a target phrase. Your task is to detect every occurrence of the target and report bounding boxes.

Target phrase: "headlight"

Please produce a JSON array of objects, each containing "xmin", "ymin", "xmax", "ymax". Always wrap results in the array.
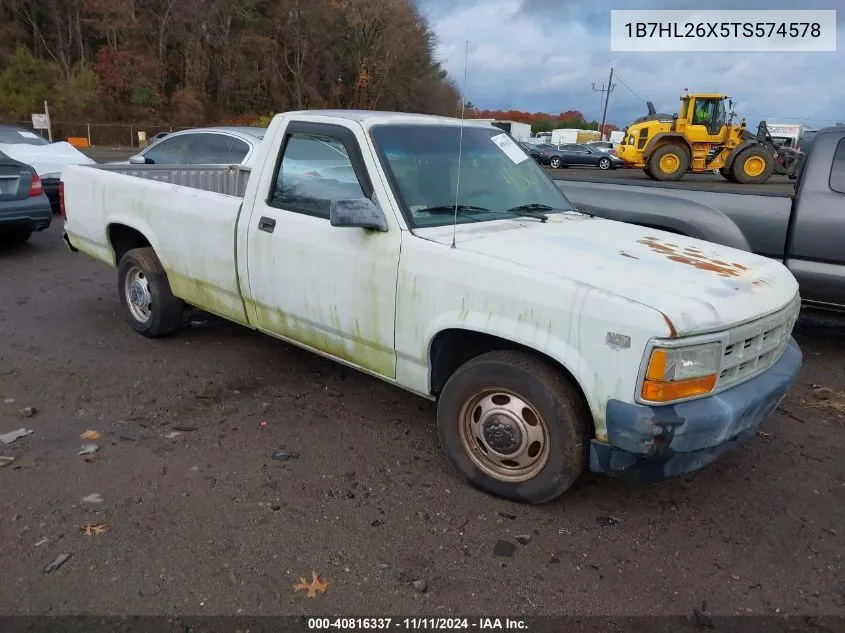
[{"xmin": 641, "ymin": 342, "xmax": 722, "ymax": 403}]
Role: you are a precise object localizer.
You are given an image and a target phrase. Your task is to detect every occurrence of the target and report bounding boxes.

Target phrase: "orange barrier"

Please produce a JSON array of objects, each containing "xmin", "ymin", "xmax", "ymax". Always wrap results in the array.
[{"xmin": 67, "ymin": 137, "xmax": 90, "ymax": 148}]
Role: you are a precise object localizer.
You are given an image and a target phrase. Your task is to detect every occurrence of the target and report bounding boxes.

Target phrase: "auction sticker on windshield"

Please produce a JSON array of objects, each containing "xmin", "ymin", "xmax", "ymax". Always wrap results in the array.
[{"xmin": 490, "ymin": 133, "xmax": 529, "ymax": 164}]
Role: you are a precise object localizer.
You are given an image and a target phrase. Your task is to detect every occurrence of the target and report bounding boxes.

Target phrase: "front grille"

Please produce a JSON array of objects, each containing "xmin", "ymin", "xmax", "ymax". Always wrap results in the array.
[{"xmin": 717, "ymin": 295, "xmax": 800, "ymax": 390}]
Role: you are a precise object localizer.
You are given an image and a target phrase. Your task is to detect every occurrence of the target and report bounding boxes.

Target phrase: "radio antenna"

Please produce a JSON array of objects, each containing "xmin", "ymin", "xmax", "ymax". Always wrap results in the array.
[{"xmin": 451, "ymin": 40, "xmax": 469, "ymax": 249}]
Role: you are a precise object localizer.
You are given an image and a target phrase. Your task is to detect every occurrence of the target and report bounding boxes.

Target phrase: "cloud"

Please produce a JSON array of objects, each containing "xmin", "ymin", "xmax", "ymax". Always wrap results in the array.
[{"xmin": 417, "ymin": 0, "xmax": 844, "ymax": 129}]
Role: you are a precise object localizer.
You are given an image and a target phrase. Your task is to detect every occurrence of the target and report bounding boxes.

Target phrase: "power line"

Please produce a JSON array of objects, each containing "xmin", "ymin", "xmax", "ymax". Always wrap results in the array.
[
  {"xmin": 613, "ymin": 72, "xmax": 647, "ymax": 104},
  {"xmin": 737, "ymin": 113, "xmax": 843, "ymax": 123}
]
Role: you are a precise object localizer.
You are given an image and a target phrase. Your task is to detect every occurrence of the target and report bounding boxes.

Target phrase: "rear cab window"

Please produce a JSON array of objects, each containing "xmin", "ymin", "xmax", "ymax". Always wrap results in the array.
[{"xmin": 829, "ymin": 138, "xmax": 845, "ymax": 194}]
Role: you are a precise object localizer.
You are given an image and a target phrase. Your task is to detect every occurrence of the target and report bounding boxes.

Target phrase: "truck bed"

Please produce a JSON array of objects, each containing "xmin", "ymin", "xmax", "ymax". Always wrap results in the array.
[
  {"xmin": 96, "ymin": 164, "xmax": 250, "ymax": 197},
  {"xmin": 555, "ymin": 178, "xmax": 793, "ymax": 259}
]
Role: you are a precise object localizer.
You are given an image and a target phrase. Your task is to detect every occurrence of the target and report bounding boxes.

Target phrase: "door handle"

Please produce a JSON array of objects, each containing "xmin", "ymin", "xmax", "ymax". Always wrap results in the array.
[{"xmin": 258, "ymin": 216, "xmax": 276, "ymax": 233}]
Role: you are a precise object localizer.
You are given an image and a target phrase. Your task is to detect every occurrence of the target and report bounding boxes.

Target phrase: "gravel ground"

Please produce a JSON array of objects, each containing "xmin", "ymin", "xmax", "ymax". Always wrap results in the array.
[{"xmin": 0, "ymin": 223, "xmax": 843, "ymax": 619}]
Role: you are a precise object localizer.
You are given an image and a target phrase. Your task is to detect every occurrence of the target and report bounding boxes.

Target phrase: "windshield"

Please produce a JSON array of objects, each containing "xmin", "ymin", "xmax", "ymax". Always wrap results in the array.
[
  {"xmin": 0, "ymin": 127, "xmax": 50, "ymax": 146},
  {"xmin": 370, "ymin": 124, "xmax": 577, "ymax": 228}
]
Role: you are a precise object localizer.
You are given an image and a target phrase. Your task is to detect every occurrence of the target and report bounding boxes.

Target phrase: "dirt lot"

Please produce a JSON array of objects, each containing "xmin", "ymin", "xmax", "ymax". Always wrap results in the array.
[{"xmin": 1, "ymin": 223, "xmax": 844, "ymax": 619}]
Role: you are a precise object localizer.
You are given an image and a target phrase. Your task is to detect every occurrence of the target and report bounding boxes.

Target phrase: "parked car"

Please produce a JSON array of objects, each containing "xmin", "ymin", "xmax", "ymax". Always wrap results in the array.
[
  {"xmin": 523, "ymin": 143, "xmax": 555, "ymax": 164},
  {"xmin": 545, "ymin": 143, "xmax": 623, "ymax": 170},
  {"xmin": 0, "ymin": 150, "xmax": 51, "ymax": 245},
  {"xmin": 0, "ymin": 124, "xmax": 82, "ymax": 214},
  {"xmin": 557, "ymin": 125, "xmax": 845, "ymax": 311},
  {"xmin": 63, "ymin": 110, "xmax": 802, "ymax": 504},
  {"xmin": 122, "ymin": 127, "xmax": 268, "ymax": 167}
]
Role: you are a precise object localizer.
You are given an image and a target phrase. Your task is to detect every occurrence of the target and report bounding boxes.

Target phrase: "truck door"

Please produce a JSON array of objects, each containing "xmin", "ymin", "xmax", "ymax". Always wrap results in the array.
[{"xmin": 243, "ymin": 120, "xmax": 400, "ymax": 378}]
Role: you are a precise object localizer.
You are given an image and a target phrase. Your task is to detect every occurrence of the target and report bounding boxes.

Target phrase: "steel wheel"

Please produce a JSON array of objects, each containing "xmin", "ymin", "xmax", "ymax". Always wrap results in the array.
[
  {"xmin": 124, "ymin": 265, "xmax": 153, "ymax": 323},
  {"xmin": 457, "ymin": 387, "xmax": 550, "ymax": 483},
  {"xmin": 742, "ymin": 156, "xmax": 766, "ymax": 177}
]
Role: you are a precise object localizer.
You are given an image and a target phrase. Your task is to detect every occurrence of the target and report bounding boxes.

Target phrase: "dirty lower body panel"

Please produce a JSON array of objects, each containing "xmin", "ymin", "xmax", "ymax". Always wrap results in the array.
[{"xmin": 589, "ymin": 338, "xmax": 802, "ymax": 481}]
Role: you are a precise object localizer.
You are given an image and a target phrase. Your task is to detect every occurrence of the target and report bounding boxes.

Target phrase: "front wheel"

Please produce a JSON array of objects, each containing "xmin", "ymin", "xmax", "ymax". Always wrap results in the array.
[
  {"xmin": 598, "ymin": 157, "xmax": 612, "ymax": 170},
  {"xmin": 436, "ymin": 351, "xmax": 588, "ymax": 504},
  {"xmin": 731, "ymin": 146, "xmax": 774, "ymax": 184},
  {"xmin": 549, "ymin": 156, "xmax": 562, "ymax": 169},
  {"xmin": 117, "ymin": 247, "xmax": 184, "ymax": 338}
]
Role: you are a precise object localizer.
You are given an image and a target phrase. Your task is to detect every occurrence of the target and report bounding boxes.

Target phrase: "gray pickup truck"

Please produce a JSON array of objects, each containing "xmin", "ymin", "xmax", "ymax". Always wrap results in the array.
[{"xmin": 557, "ymin": 126, "xmax": 845, "ymax": 312}]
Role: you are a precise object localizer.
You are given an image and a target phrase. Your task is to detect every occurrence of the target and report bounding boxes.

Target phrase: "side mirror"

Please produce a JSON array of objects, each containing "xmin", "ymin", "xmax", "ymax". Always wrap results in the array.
[
  {"xmin": 129, "ymin": 154, "xmax": 152, "ymax": 165},
  {"xmin": 329, "ymin": 198, "xmax": 388, "ymax": 232}
]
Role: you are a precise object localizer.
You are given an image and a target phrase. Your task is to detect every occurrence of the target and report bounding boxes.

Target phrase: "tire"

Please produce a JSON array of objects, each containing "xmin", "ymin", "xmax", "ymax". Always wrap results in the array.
[
  {"xmin": 643, "ymin": 167, "xmax": 657, "ymax": 180},
  {"xmin": 117, "ymin": 247, "xmax": 183, "ymax": 338},
  {"xmin": 436, "ymin": 350, "xmax": 588, "ymax": 504},
  {"xmin": 549, "ymin": 156, "xmax": 562, "ymax": 169},
  {"xmin": 0, "ymin": 228, "xmax": 32, "ymax": 246},
  {"xmin": 647, "ymin": 144, "xmax": 689, "ymax": 181},
  {"xmin": 719, "ymin": 167, "xmax": 738, "ymax": 182},
  {"xmin": 598, "ymin": 157, "xmax": 612, "ymax": 170},
  {"xmin": 731, "ymin": 146, "xmax": 775, "ymax": 184}
]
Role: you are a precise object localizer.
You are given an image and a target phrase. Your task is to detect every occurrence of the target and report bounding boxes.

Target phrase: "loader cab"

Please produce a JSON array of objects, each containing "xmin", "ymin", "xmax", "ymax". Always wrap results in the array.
[{"xmin": 682, "ymin": 94, "xmax": 729, "ymax": 138}]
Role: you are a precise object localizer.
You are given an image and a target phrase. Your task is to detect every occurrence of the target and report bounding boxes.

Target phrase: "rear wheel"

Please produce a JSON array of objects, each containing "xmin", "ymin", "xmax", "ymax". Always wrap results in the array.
[
  {"xmin": 549, "ymin": 156, "xmax": 562, "ymax": 169},
  {"xmin": 436, "ymin": 351, "xmax": 588, "ymax": 504},
  {"xmin": 648, "ymin": 144, "xmax": 689, "ymax": 181},
  {"xmin": 117, "ymin": 247, "xmax": 183, "ymax": 338},
  {"xmin": 731, "ymin": 146, "xmax": 774, "ymax": 184},
  {"xmin": 643, "ymin": 167, "xmax": 657, "ymax": 180},
  {"xmin": 719, "ymin": 167, "xmax": 738, "ymax": 182}
]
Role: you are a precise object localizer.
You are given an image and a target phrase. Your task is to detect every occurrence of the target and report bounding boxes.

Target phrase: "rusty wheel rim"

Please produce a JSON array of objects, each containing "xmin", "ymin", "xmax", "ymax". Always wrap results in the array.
[{"xmin": 457, "ymin": 388, "xmax": 550, "ymax": 483}]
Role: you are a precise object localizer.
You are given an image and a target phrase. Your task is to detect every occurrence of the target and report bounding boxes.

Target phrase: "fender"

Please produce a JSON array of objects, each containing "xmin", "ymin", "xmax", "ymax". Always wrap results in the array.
[{"xmin": 643, "ymin": 133, "xmax": 692, "ymax": 161}]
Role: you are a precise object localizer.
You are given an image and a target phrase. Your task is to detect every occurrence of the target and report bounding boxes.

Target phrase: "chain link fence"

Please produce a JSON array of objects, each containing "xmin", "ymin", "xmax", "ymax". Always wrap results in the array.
[{"xmin": 2, "ymin": 120, "xmax": 209, "ymax": 148}]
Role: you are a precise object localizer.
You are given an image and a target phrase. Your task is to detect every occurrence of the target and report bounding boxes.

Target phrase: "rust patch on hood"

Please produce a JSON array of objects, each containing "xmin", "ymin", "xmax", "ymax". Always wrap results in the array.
[{"xmin": 637, "ymin": 236, "xmax": 752, "ymax": 279}]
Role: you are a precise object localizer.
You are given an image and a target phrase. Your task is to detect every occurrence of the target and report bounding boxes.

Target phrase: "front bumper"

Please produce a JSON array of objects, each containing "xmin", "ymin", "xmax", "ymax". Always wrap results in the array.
[{"xmin": 589, "ymin": 338, "xmax": 802, "ymax": 481}]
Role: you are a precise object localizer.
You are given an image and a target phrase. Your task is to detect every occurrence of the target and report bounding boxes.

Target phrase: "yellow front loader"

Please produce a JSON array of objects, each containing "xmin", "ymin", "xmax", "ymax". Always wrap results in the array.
[{"xmin": 616, "ymin": 90, "xmax": 775, "ymax": 184}]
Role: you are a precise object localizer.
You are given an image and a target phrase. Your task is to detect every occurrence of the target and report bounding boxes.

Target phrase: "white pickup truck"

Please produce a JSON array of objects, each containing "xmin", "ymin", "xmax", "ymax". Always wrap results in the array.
[{"xmin": 61, "ymin": 110, "xmax": 803, "ymax": 504}]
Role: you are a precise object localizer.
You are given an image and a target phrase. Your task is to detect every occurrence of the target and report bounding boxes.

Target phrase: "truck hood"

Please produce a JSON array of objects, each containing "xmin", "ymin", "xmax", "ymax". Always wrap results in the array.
[{"xmin": 414, "ymin": 213, "xmax": 799, "ymax": 336}]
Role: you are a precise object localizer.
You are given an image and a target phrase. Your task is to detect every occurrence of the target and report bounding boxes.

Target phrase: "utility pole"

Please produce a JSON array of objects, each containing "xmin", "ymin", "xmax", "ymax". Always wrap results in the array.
[{"xmin": 592, "ymin": 68, "xmax": 615, "ymax": 140}]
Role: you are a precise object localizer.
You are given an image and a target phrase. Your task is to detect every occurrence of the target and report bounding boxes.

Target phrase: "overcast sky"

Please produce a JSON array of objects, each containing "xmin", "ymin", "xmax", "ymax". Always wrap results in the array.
[{"xmin": 415, "ymin": 0, "xmax": 843, "ymax": 129}]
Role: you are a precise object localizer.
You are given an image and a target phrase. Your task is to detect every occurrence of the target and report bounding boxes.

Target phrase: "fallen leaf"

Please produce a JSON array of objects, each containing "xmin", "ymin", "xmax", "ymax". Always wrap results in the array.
[
  {"xmin": 807, "ymin": 386, "xmax": 845, "ymax": 413},
  {"xmin": 80, "ymin": 430, "xmax": 101, "ymax": 441},
  {"xmin": 293, "ymin": 571, "xmax": 328, "ymax": 598},
  {"xmin": 81, "ymin": 522, "xmax": 107, "ymax": 536}
]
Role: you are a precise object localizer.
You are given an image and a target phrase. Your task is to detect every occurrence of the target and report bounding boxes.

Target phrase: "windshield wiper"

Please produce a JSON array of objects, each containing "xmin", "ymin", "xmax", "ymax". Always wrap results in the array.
[
  {"xmin": 505, "ymin": 203, "xmax": 551, "ymax": 222},
  {"xmin": 418, "ymin": 204, "xmax": 490, "ymax": 214}
]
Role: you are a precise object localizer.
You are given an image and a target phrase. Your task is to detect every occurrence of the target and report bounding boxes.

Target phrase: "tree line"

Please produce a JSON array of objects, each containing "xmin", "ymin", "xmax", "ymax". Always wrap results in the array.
[
  {"xmin": 0, "ymin": 0, "xmax": 462, "ymax": 126},
  {"xmin": 466, "ymin": 106, "xmax": 618, "ymax": 137},
  {"xmin": 0, "ymin": 0, "xmax": 615, "ymax": 138}
]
